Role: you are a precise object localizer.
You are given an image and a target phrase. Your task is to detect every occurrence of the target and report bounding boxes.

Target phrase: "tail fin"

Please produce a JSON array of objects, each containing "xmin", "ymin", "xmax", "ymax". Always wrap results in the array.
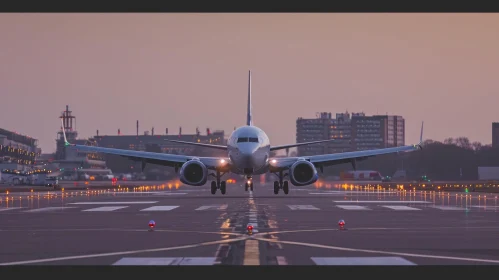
[{"xmin": 246, "ymin": 70, "xmax": 253, "ymax": 126}]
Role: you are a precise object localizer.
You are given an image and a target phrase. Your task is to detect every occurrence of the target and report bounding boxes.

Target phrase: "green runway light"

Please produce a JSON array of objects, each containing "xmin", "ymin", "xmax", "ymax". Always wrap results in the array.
[{"xmin": 465, "ymin": 188, "xmax": 468, "ymax": 193}]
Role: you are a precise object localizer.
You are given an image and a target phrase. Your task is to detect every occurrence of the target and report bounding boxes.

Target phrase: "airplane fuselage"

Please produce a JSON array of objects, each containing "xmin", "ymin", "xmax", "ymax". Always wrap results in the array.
[{"xmin": 227, "ymin": 125, "xmax": 270, "ymax": 176}]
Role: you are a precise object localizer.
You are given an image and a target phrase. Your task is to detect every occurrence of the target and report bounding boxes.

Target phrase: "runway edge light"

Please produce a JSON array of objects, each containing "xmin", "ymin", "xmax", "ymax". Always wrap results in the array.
[
  {"xmin": 149, "ymin": 220, "xmax": 156, "ymax": 231},
  {"xmin": 338, "ymin": 219, "xmax": 345, "ymax": 230}
]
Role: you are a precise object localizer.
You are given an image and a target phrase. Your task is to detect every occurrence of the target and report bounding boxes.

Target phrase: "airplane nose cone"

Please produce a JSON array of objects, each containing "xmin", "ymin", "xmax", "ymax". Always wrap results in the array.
[{"xmin": 239, "ymin": 144, "xmax": 258, "ymax": 156}]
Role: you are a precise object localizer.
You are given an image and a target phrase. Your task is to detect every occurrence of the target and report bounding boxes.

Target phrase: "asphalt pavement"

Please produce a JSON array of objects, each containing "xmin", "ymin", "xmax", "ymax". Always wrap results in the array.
[{"xmin": 0, "ymin": 181, "xmax": 498, "ymax": 265}]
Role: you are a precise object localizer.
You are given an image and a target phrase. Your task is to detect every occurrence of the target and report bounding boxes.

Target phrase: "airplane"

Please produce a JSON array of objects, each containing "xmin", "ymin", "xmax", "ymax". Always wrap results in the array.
[{"xmin": 60, "ymin": 70, "xmax": 424, "ymax": 195}]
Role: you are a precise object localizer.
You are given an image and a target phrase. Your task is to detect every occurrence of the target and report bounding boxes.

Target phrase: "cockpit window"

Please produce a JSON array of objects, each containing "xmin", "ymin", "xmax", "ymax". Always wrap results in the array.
[{"xmin": 237, "ymin": 137, "xmax": 259, "ymax": 143}]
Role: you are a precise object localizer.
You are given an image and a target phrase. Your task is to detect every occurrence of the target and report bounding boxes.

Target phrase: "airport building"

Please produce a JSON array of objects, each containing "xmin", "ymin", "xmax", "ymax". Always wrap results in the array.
[
  {"xmin": 0, "ymin": 128, "xmax": 40, "ymax": 171},
  {"xmin": 296, "ymin": 112, "xmax": 405, "ymax": 156},
  {"xmin": 493, "ymin": 122, "xmax": 499, "ymax": 148}
]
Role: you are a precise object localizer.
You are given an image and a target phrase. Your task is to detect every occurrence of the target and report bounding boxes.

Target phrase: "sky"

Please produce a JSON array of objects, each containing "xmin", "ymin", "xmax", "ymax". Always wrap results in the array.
[{"xmin": 1, "ymin": 13, "xmax": 498, "ymax": 153}]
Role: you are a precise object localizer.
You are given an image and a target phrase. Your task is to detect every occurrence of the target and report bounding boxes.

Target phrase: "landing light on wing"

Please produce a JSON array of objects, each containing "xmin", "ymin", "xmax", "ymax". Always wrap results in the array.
[
  {"xmin": 271, "ymin": 159, "xmax": 277, "ymax": 164},
  {"xmin": 220, "ymin": 159, "xmax": 226, "ymax": 164}
]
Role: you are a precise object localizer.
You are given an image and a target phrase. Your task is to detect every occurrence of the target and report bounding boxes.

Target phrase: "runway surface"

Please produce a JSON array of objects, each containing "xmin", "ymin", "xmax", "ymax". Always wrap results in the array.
[{"xmin": 0, "ymin": 182, "xmax": 499, "ymax": 265}]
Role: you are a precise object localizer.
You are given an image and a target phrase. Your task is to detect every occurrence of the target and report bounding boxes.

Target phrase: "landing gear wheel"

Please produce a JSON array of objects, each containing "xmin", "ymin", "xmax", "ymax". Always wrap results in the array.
[
  {"xmin": 250, "ymin": 183, "xmax": 254, "ymax": 191},
  {"xmin": 211, "ymin": 181, "xmax": 217, "ymax": 194},
  {"xmin": 273, "ymin": 181, "xmax": 279, "ymax": 194},
  {"xmin": 245, "ymin": 183, "xmax": 249, "ymax": 191},
  {"xmin": 220, "ymin": 181, "xmax": 226, "ymax": 195},
  {"xmin": 283, "ymin": 181, "xmax": 289, "ymax": 194}
]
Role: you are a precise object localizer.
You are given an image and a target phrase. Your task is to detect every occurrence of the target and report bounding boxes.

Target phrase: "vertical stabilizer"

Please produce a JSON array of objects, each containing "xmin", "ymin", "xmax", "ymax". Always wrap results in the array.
[{"xmin": 247, "ymin": 70, "xmax": 253, "ymax": 126}]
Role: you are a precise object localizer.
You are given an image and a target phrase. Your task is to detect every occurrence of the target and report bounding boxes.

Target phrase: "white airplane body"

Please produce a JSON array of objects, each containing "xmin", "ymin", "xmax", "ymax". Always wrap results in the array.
[{"xmin": 61, "ymin": 71, "xmax": 424, "ymax": 195}]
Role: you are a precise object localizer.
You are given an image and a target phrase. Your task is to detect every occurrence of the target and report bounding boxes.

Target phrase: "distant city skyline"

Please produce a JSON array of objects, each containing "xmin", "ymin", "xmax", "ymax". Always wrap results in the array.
[{"xmin": 1, "ymin": 13, "xmax": 498, "ymax": 153}]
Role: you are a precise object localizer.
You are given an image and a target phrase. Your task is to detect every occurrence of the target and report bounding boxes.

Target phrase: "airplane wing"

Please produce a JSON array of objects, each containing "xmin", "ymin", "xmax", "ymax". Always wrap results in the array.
[
  {"xmin": 59, "ymin": 120, "xmax": 230, "ymax": 171},
  {"xmin": 166, "ymin": 139, "xmax": 227, "ymax": 150},
  {"xmin": 270, "ymin": 121, "xmax": 424, "ymax": 170},
  {"xmin": 270, "ymin": 139, "xmax": 336, "ymax": 151}
]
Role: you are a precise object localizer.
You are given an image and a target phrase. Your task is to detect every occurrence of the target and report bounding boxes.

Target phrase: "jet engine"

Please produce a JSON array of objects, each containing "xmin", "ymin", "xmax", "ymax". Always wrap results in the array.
[
  {"xmin": 179, "ymin": 159, "xmax": 208, "ymax": 186},
  {"xmin": 289, "ymin": 160, "xmax": 319, "ymax": 186}
]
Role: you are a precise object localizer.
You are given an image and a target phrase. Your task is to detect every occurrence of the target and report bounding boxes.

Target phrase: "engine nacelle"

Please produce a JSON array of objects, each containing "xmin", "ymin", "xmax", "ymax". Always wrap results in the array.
[
  {"xmin": 289, "ymin": 160, "xmax": 319, "ymax": 186},
  {"xmin": 179, "ymin": 160, "xmax": 208, "ymax": 186}
]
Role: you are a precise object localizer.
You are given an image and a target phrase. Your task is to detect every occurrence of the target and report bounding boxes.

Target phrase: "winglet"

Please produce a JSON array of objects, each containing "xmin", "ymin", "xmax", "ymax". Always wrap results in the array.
[
  {"xmin": 246, "ymin": 70, "xmax": 253, "ymax": 126},
  {"xmin": 60, "ymin": 118, "xmax": 71, "ymax": 146},
  {"xmin": 417, "ymin": 121, "xmax": 424, "ymax": 149}
]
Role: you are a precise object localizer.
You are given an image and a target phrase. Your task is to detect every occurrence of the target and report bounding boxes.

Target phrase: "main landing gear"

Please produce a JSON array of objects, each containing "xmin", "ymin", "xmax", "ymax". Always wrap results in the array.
[
  {"xmin": 272, "ymin": 170, "xmax": 289, "ymax": 195},
  {"xmin": 244, "ymin": 176, "xmax": 254, "ymax": 192},
  {"xmin": 210, "ymin": 170, "xmax": 227, "ymax": 195}
]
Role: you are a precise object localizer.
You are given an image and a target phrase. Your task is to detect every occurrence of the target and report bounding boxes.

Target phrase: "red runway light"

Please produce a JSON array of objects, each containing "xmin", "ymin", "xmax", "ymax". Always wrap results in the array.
[
  {"xmin": 149, "ymin": 220, "xmax": 156, "ymax": 229},
  {"xmin": 338, "ymin": 219, "xmax": 345, "ymax": 229},
  {"xmin": 247, "ymin": 225, "xmax": 253, "ymax": 234}
]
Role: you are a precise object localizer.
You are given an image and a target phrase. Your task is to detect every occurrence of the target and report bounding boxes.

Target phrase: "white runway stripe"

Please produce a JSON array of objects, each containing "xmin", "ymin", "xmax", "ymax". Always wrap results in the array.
[
  {"xmin": 287, "ymin": 205, "xmax": 320, "ymax": 210},
  {"xmin": 83, "ymin": 206, "xmax": 128, "ymax": 212},
  {"xmin": 334, "ymin": 200, "xmax": 430, "ymax": 203},
  {"xmin": 24, "ymin": 207, "xmax": 78, "ymax": 212},
  {"xmin": 336, "ymin": 205, "xmax": 371, "ymax": 210},
  {"xmin": 382, "ymin": 205, "xmax": 421, "ymax": 211},
  {"xmin": 113, "ymin": 257, "xmax": 218, "ymax": 265},
  {"xmin": 195, "ymin": 204, "xmax": 228, "ymax": 211},
  {"xmin": 431, "ymin": 206, "xmax": 467, "ymax": 211},
  {"xmin": 311, "ymin": 257, "xmax": 416, "ymax": 266},
  {"xmin": 68, "ymin": 201, "xmax": 158, "ymax": 205},
  {"xmin": 140, "ymin": 206, "xmax": 179, "ymax": 211},
  {"xmin": 0, "ymin": 207, "xmax": 23, "ymax": 212}
]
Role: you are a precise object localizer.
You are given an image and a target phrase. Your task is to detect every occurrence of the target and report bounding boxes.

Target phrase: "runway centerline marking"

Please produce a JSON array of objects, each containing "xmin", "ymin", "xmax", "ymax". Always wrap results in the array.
[
  {"xmin": 254, "ymin": 237, "xmax": 499, "ymax": 264},
  {"xmin": 243, "ymin": 189, "xmax": 260, "ymax": 265}
]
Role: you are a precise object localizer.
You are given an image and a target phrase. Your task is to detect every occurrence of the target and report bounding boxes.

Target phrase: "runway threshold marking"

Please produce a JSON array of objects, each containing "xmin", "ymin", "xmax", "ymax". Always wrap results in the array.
[
  {"xmin": 255, "ymin": 237, "xmax": 499, "ymax": 264},
  {"xmin": 83, "ymin": 206, "xmax": 128, "ymax": 212},
  {"xmin": 0, "ymin": 237, "xmax": 248, "ymax": 265},
  {"xmin": 311, "ymin": 257, "xmax": 416, "ymax": 266},
  {"xmin": 0, "ymin": 207, "xmax": 23, "ymax": 212},
  {"xmin": 68, "ymin": 201, "xmax": 158, "ymax": 205},
  {"xmin": 140, "ymin": 206, "xmax": 179, "ymax": 211},
  {"xmin": 333, "ymin": 200, "xmax": 430, "ymax": 204},
  {"xmin": 336, "ymin": 205, "xmax": 370, "ymax": 210},
  {"xmin": 287, "ymin": 205, "xmax": 320, "ymax": 210},
  {"xmin": 195, "ymin": 204, "xmax": 228, "ymax": 211},
  {"xmin": 113, "ymin": 257, "xmax": 218, "ymax": 265},
  {"xmin": 382, "ymin": 206, "xmax": 421, "ymax": 211},
  {"xmin": 23, "ymin": 207, "xmax": 78, "ymax": 213}
]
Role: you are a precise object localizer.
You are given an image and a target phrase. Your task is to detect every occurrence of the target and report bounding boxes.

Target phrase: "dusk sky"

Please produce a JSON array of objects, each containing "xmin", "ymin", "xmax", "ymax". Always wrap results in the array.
[{"xmin": 1, "ymin": 13, "xmax": 498, "ymax": 153}]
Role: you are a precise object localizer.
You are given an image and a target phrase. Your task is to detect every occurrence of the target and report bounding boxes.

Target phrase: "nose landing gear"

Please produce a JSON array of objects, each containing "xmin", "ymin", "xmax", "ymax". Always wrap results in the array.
[
  {"xmin": 245, "ymin": 177, "xmax": 254, "ymax": 192},
  {"xmin": 272, "ymin": 170, "xmax": 289, "ymax": 195}
]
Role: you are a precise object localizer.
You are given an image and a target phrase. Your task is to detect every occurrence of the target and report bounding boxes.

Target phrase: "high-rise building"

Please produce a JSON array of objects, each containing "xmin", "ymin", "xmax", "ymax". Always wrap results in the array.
[
  {"xmin": 296, "ymin": 112, "xmax": 405, "ymax": 156},
  {"xmin": 493, "ymin": 122, "xmax": 499, "ymax": 148}
]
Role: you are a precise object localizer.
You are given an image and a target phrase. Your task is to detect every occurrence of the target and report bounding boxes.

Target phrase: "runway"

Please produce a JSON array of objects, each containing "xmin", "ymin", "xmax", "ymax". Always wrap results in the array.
[{"xmin": 0, "ymin": 182, "xmax": 498, "ymax": 265}]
